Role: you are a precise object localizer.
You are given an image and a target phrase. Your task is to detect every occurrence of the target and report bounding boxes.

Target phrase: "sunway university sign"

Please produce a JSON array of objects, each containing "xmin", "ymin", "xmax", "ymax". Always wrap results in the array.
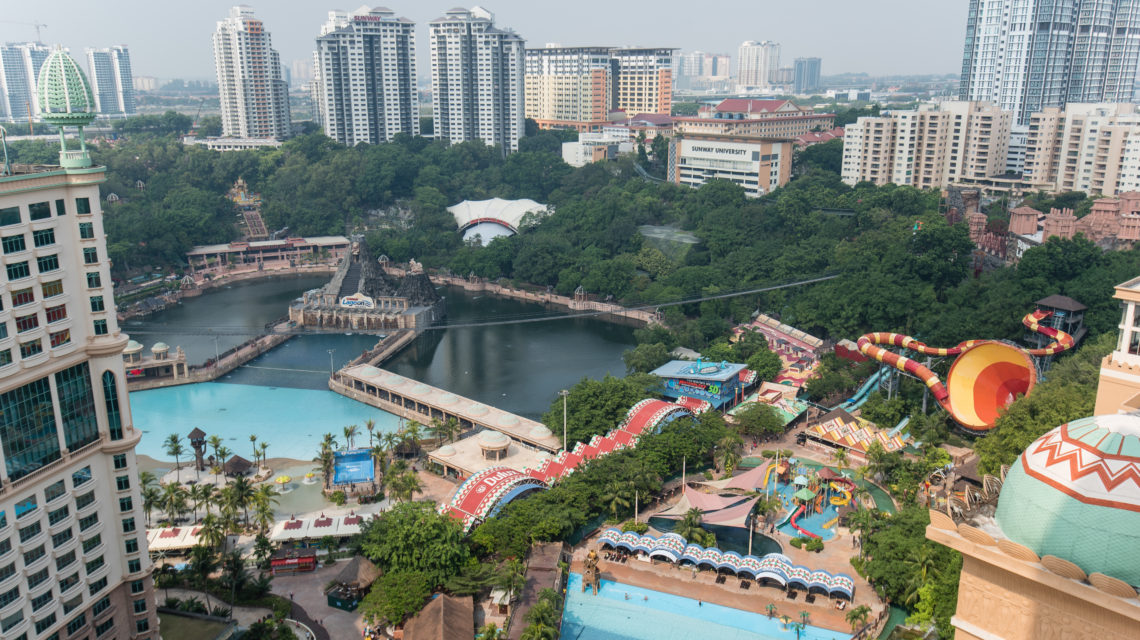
[{"xmin": 340, "ymin": 293, "xmax": 375, "ymax": 309}]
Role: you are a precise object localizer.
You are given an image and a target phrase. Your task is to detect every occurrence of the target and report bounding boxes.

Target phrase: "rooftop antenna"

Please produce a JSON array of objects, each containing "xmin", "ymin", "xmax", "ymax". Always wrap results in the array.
[
  {"xmin": 0, "ymin": 125, "xmax": 10, "ymax": 176},
  {"xmin": 0, "ymin": 21, "xmax": 48, "ymax": 43}
]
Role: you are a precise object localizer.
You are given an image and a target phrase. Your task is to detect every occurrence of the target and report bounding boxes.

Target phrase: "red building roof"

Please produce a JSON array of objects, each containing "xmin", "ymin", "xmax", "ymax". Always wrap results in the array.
[{"xmin": 714, "ymin": 99, "xmax": 796, "ymax": 113}]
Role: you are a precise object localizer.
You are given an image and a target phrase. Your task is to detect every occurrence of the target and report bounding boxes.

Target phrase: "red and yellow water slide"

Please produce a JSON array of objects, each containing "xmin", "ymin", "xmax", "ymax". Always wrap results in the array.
[{"xmin": 855, "ymin": 310, "xmax": 1074, "ymax": 432}]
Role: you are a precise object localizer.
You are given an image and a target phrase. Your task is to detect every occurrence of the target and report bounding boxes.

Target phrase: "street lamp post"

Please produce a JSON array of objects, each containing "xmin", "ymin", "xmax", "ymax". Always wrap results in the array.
[
  {"xmin": 327, "ymin": 349, "xmax": 336, "ymax": 377},
  {"xmin": 559, "ymin": 389, "xmax": 570, "ymax": 452}
]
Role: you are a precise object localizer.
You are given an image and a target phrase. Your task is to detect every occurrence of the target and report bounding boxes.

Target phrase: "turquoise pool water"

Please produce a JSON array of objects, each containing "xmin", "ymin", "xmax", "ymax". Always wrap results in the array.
[
  {"xmin": 129, "ymin": 382, "xmax": 402, "ymax": 462},
  {"xmin": 563, "ymin": 573, "xmax": 851, "ymax": 640},
  {"xmin": 770, "ymin": 475, "xmax": 841, "ymax": 541}
]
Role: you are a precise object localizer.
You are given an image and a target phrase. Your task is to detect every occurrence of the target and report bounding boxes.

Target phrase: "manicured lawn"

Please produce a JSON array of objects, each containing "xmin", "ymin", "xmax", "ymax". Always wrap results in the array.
[{"xmin": 157, "ymin": 612, "xmax": 232, "ymax": 640}]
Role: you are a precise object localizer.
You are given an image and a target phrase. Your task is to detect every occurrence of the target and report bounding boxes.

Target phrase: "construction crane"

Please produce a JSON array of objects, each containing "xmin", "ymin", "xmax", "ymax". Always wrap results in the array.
[{"xmin": 0, "ymin": 21, "xmax": 48, "ymax": 43}]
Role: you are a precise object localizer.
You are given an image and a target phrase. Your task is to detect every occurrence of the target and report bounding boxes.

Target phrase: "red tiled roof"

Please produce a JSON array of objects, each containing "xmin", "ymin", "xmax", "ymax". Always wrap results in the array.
[
  {"xmin": 715, "ymin": 99, "xmax": 793, "ymax": 113},
  {"xmin": 283, "ymin": 520, "xmax": 303, "ymax": 530},
  {"xmin": 159, "ymin": 528, "xmax": 181, "ymax": 539},
  {"xmin": 629, "ymin": 113, "xmax": 673, "ymax": 126},
  {"xmin": 313, "ymin": 517, "xmax": 333, "ymax": 528}
]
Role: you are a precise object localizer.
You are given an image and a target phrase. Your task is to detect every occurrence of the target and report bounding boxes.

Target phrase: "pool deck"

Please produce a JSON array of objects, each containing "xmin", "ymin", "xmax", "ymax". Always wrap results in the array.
[{"xmin": 571, "ymin": 526, "xmax": 884, "ymax": 636}]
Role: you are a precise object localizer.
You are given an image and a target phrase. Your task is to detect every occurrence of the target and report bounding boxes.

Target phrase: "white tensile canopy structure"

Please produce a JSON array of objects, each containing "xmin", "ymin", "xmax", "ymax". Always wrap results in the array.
[{"xmin": 448, "ymin": 198, "xmax": 549, "ymax": 244}]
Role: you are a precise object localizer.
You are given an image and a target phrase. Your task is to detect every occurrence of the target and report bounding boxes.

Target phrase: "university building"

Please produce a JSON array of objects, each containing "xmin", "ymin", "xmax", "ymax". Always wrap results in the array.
[
  {"xmin": 673, "ymin": 99, "xmax": 834, "ymax": 139},
  {"xmin": 667, "ymin": 133, "xmax": 792, "ymax": 198},
  {"xmin": 0, "ymin": 50, "xmax": 157, "ymax": 640}
]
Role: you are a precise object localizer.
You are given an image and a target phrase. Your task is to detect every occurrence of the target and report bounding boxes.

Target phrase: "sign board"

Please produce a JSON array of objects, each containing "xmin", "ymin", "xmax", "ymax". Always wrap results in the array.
[{"xmin": 340, "ymin": 293, "xmax": 375, "ymax": 309}]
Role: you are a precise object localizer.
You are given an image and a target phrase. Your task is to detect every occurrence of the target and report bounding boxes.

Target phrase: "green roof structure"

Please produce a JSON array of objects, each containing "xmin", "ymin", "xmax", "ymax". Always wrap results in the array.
[
  {"xmin": 794, "ymin": 488, "xmax": 816, "ymax": 501},
  {"xmin": 995, "ymin": 415, "xmax": 1140, "ymax": 586},
  {"xmin": 36, "ymin": 47, "xmax": 96, "ymax": 168}
]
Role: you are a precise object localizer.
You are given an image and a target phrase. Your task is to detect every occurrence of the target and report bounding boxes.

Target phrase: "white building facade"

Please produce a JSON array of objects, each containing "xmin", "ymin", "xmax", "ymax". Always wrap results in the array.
[
  {"xmin": 0, "ymin": 43, "xmax": 51, "ymax": 122},
  {"xmin": 85, "ymin": 46, "xmax": 136, "ymax": 116},
  {"xmin": 668, "ymin": 134, "xmax": 792, "ymax": 197},
  {"xmin": 429, "ymin": 7, "xmax": 525, "ymax": 151},
  {"xmin": 213, "ymin": 5, "xmax": 292, "ymax": 140},
  {"xmin": 736, "ymin": 40, "xmax": 779, "ymax": 91}
]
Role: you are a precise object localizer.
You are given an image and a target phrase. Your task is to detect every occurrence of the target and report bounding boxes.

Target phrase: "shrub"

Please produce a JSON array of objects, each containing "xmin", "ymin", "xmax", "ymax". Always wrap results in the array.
[
  {"xmin": 621, "ymin": 520, "xmax": 649, "ymax": 534},
  {"xmin": 163, "ymin": 597, "xmax": 181, "ymax": 608},
  {"xmin": 210, "ymin": 606, "xmax": 232, "ymax": 618},
  {"xmin": 806, "ymin": 538, "xmax": 824, "ymax": 552},
  {"xmin": 790, "ymin": 538, "xmax": 804, "ymax": 549},
  {"xmin": 760, "ymin": 450, "xmax": 777, "ymax": 459},
  {"xmin": 330, "ymin": 490, "xmax": 347, "ymax": 506},
  {"xmin": 703, "ymin": 470, "xmax": 714, "ymax": 480}
]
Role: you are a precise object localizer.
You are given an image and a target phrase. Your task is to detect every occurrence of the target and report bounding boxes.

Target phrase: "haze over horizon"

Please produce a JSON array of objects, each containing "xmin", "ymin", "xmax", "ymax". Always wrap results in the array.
[{"xmin": 3, "ymin": 0, "xmax": 967, "ymax": 81}]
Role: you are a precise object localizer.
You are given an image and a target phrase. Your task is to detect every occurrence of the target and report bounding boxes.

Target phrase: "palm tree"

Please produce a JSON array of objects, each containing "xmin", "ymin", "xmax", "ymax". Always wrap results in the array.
[
  {"xmin": 717, "ymin": 433, "xmax": 742, "ymax": 474},
  {"xmin": 216, "ymin": 446, "xmax": 232, "ymax": 483},
  {"xmin": 161, "ymin": 483, "xmax": 188, "ymax": 523},
  {"xmin": 321, "ymin": 432, "xmax": 338, "ymax": 452},
  {"xmin": 675, "ymin": 508, "xmax": 714, "ymax": 547},
  {"xmin": 221, "ymin": 550, "xmax": 248, "ymax": 618},
  {"xmin": 445, "ymin": 417, "xmax": 461, "ymax": 442},
  {"xmin": 402, "ymin": 421, "xmax": 423, "ymax": 456},
  {"xmin": 249, "ymin": 434, "xmax": 258, "ymax": 466},
  {"xmin": 381, "ymin": 432, "xmax": 400, "ymax": 458},
  {"xmin": 780, "ymin": 615, "xmax": 792, "ymax": 630},
  {"xmin": 228, "ymin": 476, "xmax": 256, "ymax": 528},
  {"xmin": 142, "ymin": 485, "xmax": 162, "ymax": 526},
  {"xmin": 207, "ymin": 434, "xmax": 223, "ymax": 467},
  {"xmin": 370, "ymin": 444, "xmax": 388, "ymax": 488},
  {"xmin": 164, "ymin": 433, "xmax": 185, "ymax": 474},
  {"xmin": 478, "ymin": 623, "xmax": 503, "ymax": 640},
  {"xmin": 258, "ymin": 441, "xmax": 269, "ymax": 470},
  {"xmin": 390, "ymin": 468, "xmax": 423, "ymax": 502},
  {"xmin": 600, "ymin": 480, "xmax": 631, "ymax": 520},
  {"xmin": 197, "ymin": 484, "xmax": 217, "ymax": 521},
  {"xmin": 903, "ymin": 546, "xmax": 942, "ymax": 605},
  {"xmin": 429, "ymin": 418, "xmax": 446, "ymax": 443},
  {"xmin": 188, "ymin": 483, "xmax": 210, "ymax": 523},
  {"xmin": 831, "ymin": 447, "xmax": 849, "ymax": 472},
  {"xmin": 498, "ymin": 559, "xmax": 526, "ymax": 604},
  {"xmin": 846, "ymin": 604, "xmax": 871, "ymax": 631},
  {"xmin": 315, "ymin": 444, "xmax": 335, "ymax": 491},
  {"xmin": 766, "ymin": 603, "xmax": 777, "ymax": 619},
  {"xmin": 343, "ymin": 424, "xmax": 359, "ymax": 450},
  {"xmin": 139, "ymin": 470, "xmax": 157, "ymax": 489},
  {"xmin": 799, "ymin": 610, "xmax": 810, "ymax": 626},
  {"xmin": 188, "ymin": 544, "xmax": 219, "ymax": 612},
  {"xmin": 198, "ymin": 514, "xmax": 225, "ymax": 551},
  {"xmin": 519, "ymin": 622, "xmax": 557, "ymax": 640},
  {"xmin": 364, "ymin": 418, "xmax": 376, "ymax": 447}
]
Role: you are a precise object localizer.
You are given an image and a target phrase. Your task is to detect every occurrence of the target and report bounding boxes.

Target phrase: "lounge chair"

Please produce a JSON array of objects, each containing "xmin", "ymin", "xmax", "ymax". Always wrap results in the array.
[
  {"xmin": 740, "ymin": 580, "xmax": 751, "ymax": 590},
  {"xmin": 787, "ymin": 590, "xmax": 798, "ymax": 600},
  {"xmin": 805, "ymin": 594, "xmax": 816, "ymax": 604}
]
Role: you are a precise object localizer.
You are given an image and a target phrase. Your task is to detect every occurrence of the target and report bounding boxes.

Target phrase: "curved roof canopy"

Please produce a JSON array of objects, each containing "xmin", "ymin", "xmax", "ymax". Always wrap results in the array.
[{"xmin": 448, "ymin": 198, "xmax": 548, "ymax": 243}]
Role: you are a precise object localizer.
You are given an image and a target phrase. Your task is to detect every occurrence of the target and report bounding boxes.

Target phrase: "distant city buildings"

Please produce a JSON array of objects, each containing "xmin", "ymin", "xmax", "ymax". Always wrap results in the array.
[
  {"xmin": 793, "ymin": 57, "xmax": 821, "ymax": 94},
  {"xmin": 212, "ymin": 5, "xmax": 292, "ymax": 140},
  {"xmin": 676, "ymin": 50, "xmax": 732, "ymax": 91},
  {"xmin": 85, "ymin": 46, "xmax": 136, "ymax": 116},
  {"xmin": 841, "ymin": 101, "xmax": 1012, "ymax": 189},
  {"xmin": 0, "ymin": 42, "xmax": 50, "ymax": 121},
  {"xmin": 1023, "ymin": 103, "xmax": 1140, "ymax": 196},
  {"xmin": 959, "ymin": 0, "xmax": 1140, "ymax": 124},
  {"xmin": 132, "ymin": 76, "xmax": 157, "ymax": 92},
  {"xmin": 524, "ymin": 46, "xmax": 614, "ymax": 132},
  {"xmin": 736, "ymin": 40, "xmax": 779, "ymax": 91},
  {"xmin": 429, "ymin": 7, "xmax": 524, "ymax": 151},
  {"xmin": 312, "ymin": 6, "xmax": 418, "ymax": 146},
  {"xmin": 611, "ymin": 48, "xmax": 675, "ymax": 116},
  {"xmin": 291, "ymin": 58, "xmax": 314, "ymax": 90}
]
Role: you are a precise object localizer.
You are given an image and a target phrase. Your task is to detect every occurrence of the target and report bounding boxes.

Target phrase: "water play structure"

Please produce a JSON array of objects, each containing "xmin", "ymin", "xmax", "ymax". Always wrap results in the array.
[{"xmin": 856, "ymin": 309, "xmax": 1075, "ymax": 431}]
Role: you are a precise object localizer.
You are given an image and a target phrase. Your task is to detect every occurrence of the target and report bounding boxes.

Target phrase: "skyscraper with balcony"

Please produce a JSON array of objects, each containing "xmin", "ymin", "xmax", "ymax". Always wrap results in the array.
[
  {"xmin": 213, "ymin": 6, "xmax": 292, "ymax": 140},
  {"xmin": 793, "ymin": 57, "xmax": 821, "ymax": 94},
  {"xmin": 524, "ymin": 46, "xmax": 614, "ymax": 132},
  {"xmin": 736, "ymin": 40, "xmax": 779, "ymax": 90},
  {"xmin": 313, "ymin": 6, "xmax": 418, "ymax": 145},
  {"xmin": 959, "ymin": 0, "xmax": 1140, "ymax": 125},
  {"xmin": 429, "ymin": 7, "xmax": 524, "ymax": 152},
  {"xmin": 0, "ymin": 49, "xmax": 157, "ymax": 640},
  {"xmin": 611, "ymin": 48, "xmax": 675, "ymax": 116},
  {"xmin": 85, "ymin": 46, "xmax": 136, "ymax": 116},
  {"xmin": 0, "ymin": 42, "xmax": 51, "ymax": 122}
]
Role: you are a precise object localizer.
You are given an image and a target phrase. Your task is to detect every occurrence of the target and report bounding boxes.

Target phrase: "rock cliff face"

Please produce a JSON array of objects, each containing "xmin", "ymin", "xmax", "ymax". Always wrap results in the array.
[
  {"xmin": 358, "ymin": 256, "xmax": 400, "ymax": 299},
  {"xmin": 397, "ymin": 272, "xmax": 442, "ymax": 307}
]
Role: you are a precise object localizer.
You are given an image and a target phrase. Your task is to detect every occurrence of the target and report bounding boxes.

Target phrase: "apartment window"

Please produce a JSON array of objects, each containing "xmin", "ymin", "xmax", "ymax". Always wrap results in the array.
[
  {"xmin": 86, "ymin": 272, "xmax": 101, "ymax": 288},
  {"xmin": 0, "ymin": 586, "xmax": 15, "ymax": 608},
  {"xmin": 28, "ymin": 567, "xmax": 48, "ymax": 589},
  {"xmin": 0, "ymin": 324, "xmax": 6, "ymax": 340},
  {"xmin": 89, "ymin": 296, "xmax": 104, "ymax": 312},
  {"xmin": 15, "ymin": 495, "xmax": 37, "ymax": 518},
  {"xmin": 76, "ymin": 198, "xmax": 91, "ymax": 214},
  {"xmin": 0, "ymin": 563, "xmax": 12, "ymax": 582},
  {"xmin": 2, "ymin": 235, "xmax": 25, "ymax": 253},
  {"xmin": 45, "ymin": 479, "xmax": 65, "ymax": 502},
  {"xmin": 125, "ymin": 538, "xmax": 138, "ymax": 554},
  {"xmin": 22, "ymin": 544, "xmax": 45, "ymax": 565},
  {"xmin": 82, "ymin": 534, "xmax": 101, "ymax": 554},
  {"xmin": 32, "ymin": 229, "xmax": 55, "ymax": 247},
  {"xmin": 78, "ymin": 222, "xmax": 94, "ymax": 239},
  {"xmin": 45, "ymin": 305, "xmax": 66, "ymax": 324},
  {"xmin": 35, "ymin": 612, "xmax": 56, "ymax": 634},
  {"xmin": 136, "ymin": 619, "xmax": 150, "ymax": 633},
  {"xmin": 93, "ymin": 319, "xmax": 107, "ymax": 335},
  {"xmin": 6, "ymin": 261, "xmax": 30, "ymax": 280},
  {"xmin": 42, "ymin": 280, "xmax": 63, "ymax": 298},
  {"xmin": 73, "ymin": 466, "xmax": 92, "ymax": 487},
  {"xmin": 82, "ymin": 248, "xmax": 98, "ymax": 264},
  {"xmin": 78, "ymin": 513, "xmax": 98, "ymax": 532},
  {"xmin": 57, "ymin": 551, "xmax": 77, "ymax": 573},
  {"xmin": 28, "ymin": 202, "xmax": 51, "ymax": 221},
  {"xmin": 103, "ymin": 371, "xmax": 123, "ymax": 440},
  {"xmin": 113, "ymin": 454, "xmax": 127, "ymax": 470},
  {"xmin": 50, "ymin": 330, "xmax": 70, "ymax": 348},
  {"xmin": 130, "ymin": 580, "xmax": 144, "ymax": 595},
  {"xmin": 133, "ymin": 598, "xmax": 147, "ymax": 614},
  {"xmin": 0, "ymin": 350, "xmax": 12, "ymax": 367},
  {"xmin": 30, "ymin": 590, "xmax": 53, "ymax": 613},
  {"xmin": 85, "ymin": 555, "xmax": 105, "ymax": 573},
  {"xmin": 48, "ymin": 506, "xmax": 69, "ymax": 526},
  {"xmin": 119, "ymin": 497, "xmax": 133, "ymax": 513},
  {"xmin": 0, "ymin": 206, "xmax": 20, "ymax": 226},
  {"xmin": 94, "ymin": 595, "xmax": 111, "ymax": 614},
  {"xmin": 115, "ymin": 475, "xmax": 130, "ymax": 491},
  {"xmin": 1, "ymin": 610, "xmax": 24, "ymax": 633},
  {"xmin": 55, "ymin": 199, "xmax": 66, "ymax": 216},
  {"xmin": 89, "ymin": 576, "xmax": 107, "ymax": 596},
  {"xmin": 18, "ymin": 521, "xmax": 41, "ymax": 543},
  {"xmin": 95, "ymin": 619, "xmax": 113, "ymax": 636},
  {"xmin": 121, "ymin": 517, "xmax": 135, "ymax": 534},
  {"xmin": 66, "ymin": 613, "xmax": 86, "ymax": 635},
  {"xmin": 51, "ymin": 528, "xmax": 73, "ymax": 548},
  {"xmin": 36, "ymin": 254, "xmax": 59, "ymax": 273},
  {"xmin": 14, "ymin": 314, "xmax": 38, "ymax": 333},
  {"xmin": 19, "ymin": 339, "xmax": 41, "ymax": 358},
  {"xmin": 127, "ymin": 558, "xmax": 141, "ymax": 573}
]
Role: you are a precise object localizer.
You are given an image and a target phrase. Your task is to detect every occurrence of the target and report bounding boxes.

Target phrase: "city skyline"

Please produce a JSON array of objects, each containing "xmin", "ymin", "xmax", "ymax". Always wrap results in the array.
[{"xmin": 2, "ymin": 1, "xmax": 968, "ymax": 81}]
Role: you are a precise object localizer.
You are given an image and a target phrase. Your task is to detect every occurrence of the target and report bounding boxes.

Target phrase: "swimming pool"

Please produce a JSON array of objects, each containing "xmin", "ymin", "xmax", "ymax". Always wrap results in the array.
[
  {"xmin": 562, "ymin": 573, "xmax": 852, "ymax": 640},
  {"xmin": 333, "ymin": 449, "xmax": 376, "ymax": 485},
  {"xmin": 129, "ymin": 382, "xmax": 402, "ymax": 462}
]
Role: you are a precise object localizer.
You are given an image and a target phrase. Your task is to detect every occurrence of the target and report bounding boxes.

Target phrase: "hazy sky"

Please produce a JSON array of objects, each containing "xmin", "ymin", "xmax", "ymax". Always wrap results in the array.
[{"xmin": 4, "ymin": 1, "xmax": 967, "ymax": 80}]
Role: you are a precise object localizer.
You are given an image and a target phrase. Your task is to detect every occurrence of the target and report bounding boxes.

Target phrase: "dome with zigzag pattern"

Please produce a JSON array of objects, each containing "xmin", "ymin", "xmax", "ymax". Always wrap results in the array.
[{"xmin": 36, "ymin": 48, "xmax": 96, "ymax": 126}]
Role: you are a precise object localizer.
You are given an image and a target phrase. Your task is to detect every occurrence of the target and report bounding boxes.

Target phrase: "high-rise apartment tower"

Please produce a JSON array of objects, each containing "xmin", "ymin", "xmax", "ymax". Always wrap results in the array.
[
  {"xmin": 212, "ymin": 6, "xmax": 292, "ymax": 140},
  {"xmin": 85, "ymin": 46, "xmax": 136, "ymax": 116},
  {"xmin": 793, "ymin": 57, "xmax": 821, "ymax": 94},
  {"xmin": 736, "ymin": 40, "xmax": 779, "ymax": 90},
  {"xmin": 0, "ymin": 42, "xmax": 51, "ymax": 122}
]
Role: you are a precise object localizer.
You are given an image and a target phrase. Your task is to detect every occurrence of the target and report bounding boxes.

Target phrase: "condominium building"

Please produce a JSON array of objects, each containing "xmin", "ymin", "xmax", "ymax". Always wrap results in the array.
[
  {"xmin": 1023, "ymin": 103, "xmax": 1140, "ymax": 195},
  {"xmin": 0, "ymin": 42, "xmax": 51, "ymax": 122},
  {"xmin": 676, "ymin": 51, "xmax": 731, "ymax": 91},
  {"xmin": 736, "ymin": 40, "xmax": 779, "ymax": 90},
  {"xmin": 212, "ymin": 6, "xmax": 292, "ymax": 140},
  {"xmin": 312, "ymin": 6, "xmax": 418, "ymax": 146},
  {"xmin": 85, "ymin": 46, "xmax": 136, "ymax": 116},
  {"xmin": 673, "ymin": 99, "xmax": 834, "ymax": 138},
  {"xmin": 667, "ymin": 133, "xmax": 793, "ymax": 197},
  {"xmin": 959, "ymin": 0, "xmax": 1140, "ymax": 124},
  {"xmin": 429, "ymin": 7, "xmax": 524, "ymax": 151},
  {"xmin": 841, "ymin": 101, "xmax": 1012, "ymax": 189},
  {"xmin": 793, "ymin": 57, "xmax": 821, "ymax": 94},
  {"xmin": 611, "ymin": 48, "xmax": 674, "ymax": 116},
  {"xmin": 524, "ymin": 46, "xmax": 613, "ymax": 132},
  {"xmin": 0, "ymin": 49, "xmax": 157, "ymax": 640}
]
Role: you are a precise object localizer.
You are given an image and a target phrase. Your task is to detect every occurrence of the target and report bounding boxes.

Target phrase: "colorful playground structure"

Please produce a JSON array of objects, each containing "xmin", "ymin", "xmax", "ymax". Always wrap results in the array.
[
  {"xmin": 597, "ymin": 528, "xmax": 855, "ymax": 599},
  {"xmin": 856, "ymin": 309, "xmax": 1075, "ymax": 431},
  {"xmin": 765, "ymin": 463, "xmax": 857, "ymax": 540},
  {"xmin": 442, "ymin": 399, "xmax": 695, "ymax": 531}
]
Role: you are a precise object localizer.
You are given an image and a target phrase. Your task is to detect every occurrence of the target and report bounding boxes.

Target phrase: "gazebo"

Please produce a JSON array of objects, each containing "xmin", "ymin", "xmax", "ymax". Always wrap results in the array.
[
  {"xmin": 223, "ymin": 455, "xmax": 253, "ymax": 477},
  {"xmin": 326, "ymin": 556, "xmax": 381, "ymax": 611},
  {"xmin": 794, "ymin": 488, "xmax": 817, "ymax": 503},
  {"xmin": 403, "ymin": 594, "xmax": 474, "ymax": 640}
]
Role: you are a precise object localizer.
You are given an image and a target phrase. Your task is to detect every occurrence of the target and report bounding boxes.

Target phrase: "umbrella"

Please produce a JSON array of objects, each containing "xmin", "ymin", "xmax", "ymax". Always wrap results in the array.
[
  {"xmin": 793, "ymin": 475, "xmax": 808, "ymax": 486},
  {"xmin": 305, "ymin": 472, "xmax": 315, "ymax": 479},
  {"xmin": 275, "ymin": 475, "xmax": 291, "ymax": 484},
  {"xmin": 794, "ymin": 488, "xmax": 817, "ymax": 501}
]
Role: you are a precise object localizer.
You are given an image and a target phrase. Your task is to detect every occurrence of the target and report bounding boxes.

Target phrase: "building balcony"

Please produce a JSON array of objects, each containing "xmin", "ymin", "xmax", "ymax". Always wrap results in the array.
[
  {"xmin": 52, "ymin": 533, "xmax": 78, "ymax": 557},
  {"xmin": 0, "ymin": 567, "xmax": 18, "ymax": 590},
  {"xmin": 22, "ymin": 549, "xmax": 50, "ymax": 574},
  {"xmin": 0, "ymin": 612, "xmax": 29, "ymax": 637}
]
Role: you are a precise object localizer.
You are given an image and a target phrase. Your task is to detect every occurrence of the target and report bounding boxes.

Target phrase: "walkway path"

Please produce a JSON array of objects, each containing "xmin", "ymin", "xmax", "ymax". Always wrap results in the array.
[
  {"xmin": 157, "ymin": 587, "xmax": 271, "ymax": 629},
  {"xmin": 270, "ymin": 562, "xmax": 365, "ymax": 640}
]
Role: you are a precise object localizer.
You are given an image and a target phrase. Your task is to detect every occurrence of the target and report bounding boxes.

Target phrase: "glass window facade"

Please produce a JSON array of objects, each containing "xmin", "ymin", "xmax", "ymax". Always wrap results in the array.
[
  {"xmin": 44, "ymin": 479, "xmax": 65, "ymax": 502},
  {"xmin": 36, "ymin": 254, "xmax": 59, "ymax": 273},
  {"xmin": 82, "ymin": 248, "xmax": 98, "ymax": 264},
  {"xmin": 0, "ymin": 206, "xmax": 20, "ymax": 226},
  {"xmin": 0, "ymin": 377, "xmax": 61, "ymax": 481},
  {"xmin": 6, "ymin": 261, "xmax": 30, "ymax": 280},
  {"xmin": 31, "ymin": 229, "xmax": 54, "ymax": 248},
  {"xmin": 102, "ymin": 371, "xmax": 123, "ymax": 440},
  {"xmin": 89, "ymin": 296, "xmax": 104, "ymax": 312},
  {"xmin": 75, "ymin": 198, "xmax": 91, "ymax": 214},
  {"xmin": 55, "ymin": 363, "xmax": 99, "ymax": 451},
  {"xmin": 78, "ymin": 222, "xmax": 93, "ymax": 239},
  {"xmin": 28, "ymin": 202, "xmax": 50, "ymax": 221},
  {"xmin": 2, "ymin": 235, "xmax": 25, "ymax": 253},
  {"xmin": 72, "ymin": 466, "xmax": 91, "ymax": 487},
  {"xmin": 42, "ymin": 280, "xmax": 63, "ymax": 298}
]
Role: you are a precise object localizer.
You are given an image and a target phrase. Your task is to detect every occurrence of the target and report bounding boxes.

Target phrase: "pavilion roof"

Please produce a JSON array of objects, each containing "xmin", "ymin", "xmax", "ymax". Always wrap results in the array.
[{"xmin": 333, "ymin": 556, "xmax": 381, "ymax": 589}]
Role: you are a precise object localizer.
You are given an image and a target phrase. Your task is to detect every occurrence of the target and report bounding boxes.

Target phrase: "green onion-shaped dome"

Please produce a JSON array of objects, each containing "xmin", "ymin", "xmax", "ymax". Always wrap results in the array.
[
  {"xmin": 995, "ymin": 414, "xmax": 1140, "ymax": 586},
  {"xmin": 36, "ymin": 48, "xmax": 96, "ymax": 126}
]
